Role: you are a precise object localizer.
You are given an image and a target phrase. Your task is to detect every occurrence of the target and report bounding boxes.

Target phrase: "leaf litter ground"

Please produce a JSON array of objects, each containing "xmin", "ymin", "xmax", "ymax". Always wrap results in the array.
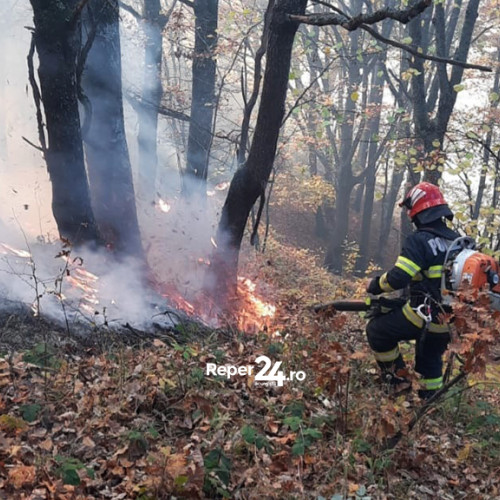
[{"xmin": 0, "ymin": 242, "xmax": 499, "ymax": 499}]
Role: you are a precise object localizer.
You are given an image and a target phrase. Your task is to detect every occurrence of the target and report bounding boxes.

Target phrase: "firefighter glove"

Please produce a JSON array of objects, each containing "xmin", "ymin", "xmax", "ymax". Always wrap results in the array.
[{"xmin": 366, "ymin": 276, "xmax": 383, "ymax": 295}]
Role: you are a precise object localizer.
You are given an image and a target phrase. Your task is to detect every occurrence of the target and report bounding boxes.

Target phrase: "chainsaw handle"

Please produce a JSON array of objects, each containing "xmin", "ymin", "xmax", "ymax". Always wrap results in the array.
[
  {"xmin": 328, "ymin": 300, "xmax": 370, "ymax": 311},
  {"xmin": 313, "ymin": 296, "xmax": 406, "ymax": 314}
]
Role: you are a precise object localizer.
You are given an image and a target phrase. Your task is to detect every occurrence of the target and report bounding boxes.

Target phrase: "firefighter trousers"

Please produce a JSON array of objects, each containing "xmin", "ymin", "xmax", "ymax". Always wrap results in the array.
[{"xmin": 366, "ymin": 307, "xmax": 450, "ymax": 391}]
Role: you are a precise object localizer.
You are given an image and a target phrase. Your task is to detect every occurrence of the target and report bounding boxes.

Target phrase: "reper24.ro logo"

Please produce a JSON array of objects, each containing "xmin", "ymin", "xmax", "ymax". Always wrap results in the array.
[{"xmin": 205, "ymin": 355, "xmax": 306, "ymax": 386}]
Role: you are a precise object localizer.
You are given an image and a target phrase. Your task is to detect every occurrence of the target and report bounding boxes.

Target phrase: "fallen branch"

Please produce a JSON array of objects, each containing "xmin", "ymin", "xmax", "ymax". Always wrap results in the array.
[{"xmin": 382, "ymin": 370, "xmax": 468, "ymax": 451}]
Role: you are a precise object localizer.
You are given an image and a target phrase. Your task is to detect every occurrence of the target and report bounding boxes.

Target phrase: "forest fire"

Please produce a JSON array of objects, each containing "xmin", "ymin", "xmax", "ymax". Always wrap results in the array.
[
  {"xmin": 1, "ymin": 240, "xmax": 276, "ymax": 333},
  {"xmin": 236, "ymin": 276, "xmax": 276, "ymax": 333},
  {"xmin": 158, "ymin": 276, "xmax": 277, "ymax": 333}
]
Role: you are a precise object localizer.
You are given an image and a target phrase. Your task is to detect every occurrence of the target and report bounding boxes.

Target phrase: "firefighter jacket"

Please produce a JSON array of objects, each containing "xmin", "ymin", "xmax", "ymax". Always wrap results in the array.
[{"xmin": 368, "ymin": 219, "xmax": 459, "ymax": 332}]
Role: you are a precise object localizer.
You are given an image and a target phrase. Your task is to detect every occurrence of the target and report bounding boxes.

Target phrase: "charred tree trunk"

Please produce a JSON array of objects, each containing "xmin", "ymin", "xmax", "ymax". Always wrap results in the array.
[
  {"xmin": 29, "ymin": 0, "xmax": 101, "ymax": 246},
  {"xmin": 210, "ymin": 0, "xmax": 307, "ymax": 297},
  {"xmin": 82, "ymin": 0, "xmax": 143, "ymax": 258},
  {"xmin": 137, "ymin": 0, "xmax": 164, "ymax": 201},
  {"xmin": 183, "ymin": 0, "xmax": 219, "ymax": 196}
]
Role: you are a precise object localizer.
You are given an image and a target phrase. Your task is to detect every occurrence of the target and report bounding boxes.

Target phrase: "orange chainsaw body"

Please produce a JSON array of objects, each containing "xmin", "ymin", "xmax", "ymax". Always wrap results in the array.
[{"xmin": 459, "ymin": 252, "xmax": 500, "ymax": 292}]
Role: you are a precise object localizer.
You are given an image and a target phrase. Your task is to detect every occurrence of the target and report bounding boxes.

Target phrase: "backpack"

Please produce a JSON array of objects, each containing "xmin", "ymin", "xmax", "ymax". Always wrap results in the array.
[{"xmin": 441, "ymin": 236, "xmax": 500, "ymax": 310}]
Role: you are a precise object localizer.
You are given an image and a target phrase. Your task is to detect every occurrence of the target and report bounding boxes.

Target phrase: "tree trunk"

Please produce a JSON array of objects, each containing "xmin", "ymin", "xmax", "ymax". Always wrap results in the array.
[
  {"xmin": 324, "ymin": 25, "xmax": 363, "ymax": 275},
  {"xmin": 137, "ymin": 0, "xmax": 163, "ymax": 201},
  {"xmin": 210, "ymin": 0, "xmax": 307, "ymax": 297},
  {"xmin": 183, "ymin": 0, "xmax": 219, "ymax": 196},
  {"xmin": 409, "ymin": 0, "xmax": 480, "ymax": 184},
  {"xmin": 82, "ymin": 0, "xmax": 143, "ymax": 258},
  {"xmin": 29, "ymin": 0, "xmax": 100, "ymax": 246},
  {"xmin": 375, "ymin": 165, "xmax": 405, "ymax": 266},
  {"xmin": 324, "ymin": 169, "xmax": 353, "ymax": 273},
  {"xmin": 356, "ymin": 66, "xmax": 386, "ymax": 272}
]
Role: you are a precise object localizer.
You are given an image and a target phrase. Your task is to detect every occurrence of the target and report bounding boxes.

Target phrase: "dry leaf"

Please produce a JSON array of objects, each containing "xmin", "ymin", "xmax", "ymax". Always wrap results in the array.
[{"xmin": 8, "ymin": 465, "xmax": 36, "ymax": 488}]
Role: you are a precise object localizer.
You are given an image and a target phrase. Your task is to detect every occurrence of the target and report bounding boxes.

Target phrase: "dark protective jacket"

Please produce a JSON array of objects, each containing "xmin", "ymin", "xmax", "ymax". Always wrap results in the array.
[{"xmin": 369, "ymin": 219, "xmax": 460, "ymax": 331}]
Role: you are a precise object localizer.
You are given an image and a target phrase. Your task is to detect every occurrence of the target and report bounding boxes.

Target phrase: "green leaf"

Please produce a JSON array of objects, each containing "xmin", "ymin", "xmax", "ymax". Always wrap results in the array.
[
  {"xmin": 401, "ymin": 37, "xmax": 413, "ymax": 44},
  {"xmin": 303, "ymin": 428, "xmax": 322, "ymax": 439},
  {"xmin": 351, "ymin": 91, "xmax": 360, "ymax": 102},
  {"xmin": 20, "ymin": 404, "xmax": 42, "ymax": 423},
  {"xmin": 283, "ymin": 416, "xmax": 302, "ymax": 431},
  {"xmin": 490, "ymin": 91, "xmax": 499, "ymax": 102},
  {"xmin": 432, "ymin": 139, "xmax": 441, "ymax": 148},
  {"xmin": 453, "ymin": 83, "xmax": 465, "ymax": 92},
  {"xmin": 292, "ymin": 440, "xmax": 305, "ymax": 456},
  {"xmin": 241, "ymin": 425, "xmax": 256, "ymax": 444},
  {"xmin": 61, "ymin": 467, "xmax": 80, "ymax": 486}
]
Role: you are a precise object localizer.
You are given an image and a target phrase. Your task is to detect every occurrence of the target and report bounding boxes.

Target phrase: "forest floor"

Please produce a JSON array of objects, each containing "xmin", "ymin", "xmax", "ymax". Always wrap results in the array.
[{"xmin": 0, "ymin": 238, "xmax": 499, "ymax": 499}]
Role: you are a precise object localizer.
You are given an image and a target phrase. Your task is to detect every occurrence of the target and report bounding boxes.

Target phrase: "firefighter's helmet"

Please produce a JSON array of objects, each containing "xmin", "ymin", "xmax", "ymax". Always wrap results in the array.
[{"xmin": 400, "ymin": 182, "xmax": 453, "ymax": 224}]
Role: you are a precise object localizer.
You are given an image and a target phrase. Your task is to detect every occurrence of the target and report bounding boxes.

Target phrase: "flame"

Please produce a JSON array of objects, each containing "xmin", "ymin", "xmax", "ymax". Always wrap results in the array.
[
  {"xmin": 155, "ymin": 274, "xmax": 276, "ymax": 334},
  {"xmin": 60, "ymin": 255, "xmax": 100, "ymax": 313},
  {"xmin": 158, "ymin": 198, "xmax": 171, "ymax": 213},
  {"xmin": 1, "ymin": 240, "xmax": 276, "ymax": 333},
  {"xmin": 236, "ymin": 276, "xmax": 276, "ymax": 333}
]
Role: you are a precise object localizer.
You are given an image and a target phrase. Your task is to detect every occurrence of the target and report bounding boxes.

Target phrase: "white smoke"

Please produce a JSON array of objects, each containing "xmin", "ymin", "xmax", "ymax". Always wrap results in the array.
[{"xmin": 0, "ymin": 0, "xmax": 238, "ymax": 332}]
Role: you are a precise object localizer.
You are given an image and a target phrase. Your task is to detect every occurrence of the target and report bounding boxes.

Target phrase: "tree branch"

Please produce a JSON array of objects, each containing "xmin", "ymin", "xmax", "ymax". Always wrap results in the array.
[
  {"xmin": 360, "ymin": 23, "xmax": 492, "ymax": 72},
  {"xmin": 282, "ymin": 58, "xmax": 335, "ymax": 127},
  {"xmin": 27, "ymin": 34, "xmax": 47, "ymax": 153},
  {"xmin": 125, "ymin": 90, "xmax": 190, "ymax": 121},
  {"xmin": 382, "ymin": 370, "xmax": 468, "ymax": 451},
  {"xmin": 288, "ymin": 0, "xmax": 432, "ymax": 29},
  {"xmin": 119, "ymin": 1, "xmax": 142, "ymax": 20}
]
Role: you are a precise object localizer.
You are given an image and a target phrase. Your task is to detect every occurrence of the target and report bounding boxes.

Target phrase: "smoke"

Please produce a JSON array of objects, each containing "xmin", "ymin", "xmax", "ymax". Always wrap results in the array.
[{"xmin": 0, "ymin": 0, "xmax": 235, "ymax": 331}]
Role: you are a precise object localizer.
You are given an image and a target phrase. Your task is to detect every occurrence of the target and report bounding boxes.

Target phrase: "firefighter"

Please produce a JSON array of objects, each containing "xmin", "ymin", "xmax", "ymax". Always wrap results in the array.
[{"xmin": 366, "ymin": 182, "xmax": 460, "ymax": 399}]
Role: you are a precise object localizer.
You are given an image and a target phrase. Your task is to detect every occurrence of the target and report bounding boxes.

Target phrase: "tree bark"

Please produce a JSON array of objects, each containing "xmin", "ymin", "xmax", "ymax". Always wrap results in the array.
[
  {"xmin": 183, "ymin": 0, "xmax": 219, "ymax": 196},
  {"xmin": 82, "ymin": 0, "xmax": 143, "ymax": 258},
  {"xmin": 210, "ymin": 0, "xmax": 307, "ymax": 297},
  {"xmin": 29, "ymin": 0, "xmax": 101, "ymax": 246},
  {"xmin": 137, "ymin": 0, "xmax": 164, "ymax": 201}
]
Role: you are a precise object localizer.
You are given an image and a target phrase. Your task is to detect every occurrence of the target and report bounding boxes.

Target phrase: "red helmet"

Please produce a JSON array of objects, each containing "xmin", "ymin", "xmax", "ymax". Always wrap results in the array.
[{"xmin": 400, "ymin": 182, "xmax": 453, "ymax": 223}]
